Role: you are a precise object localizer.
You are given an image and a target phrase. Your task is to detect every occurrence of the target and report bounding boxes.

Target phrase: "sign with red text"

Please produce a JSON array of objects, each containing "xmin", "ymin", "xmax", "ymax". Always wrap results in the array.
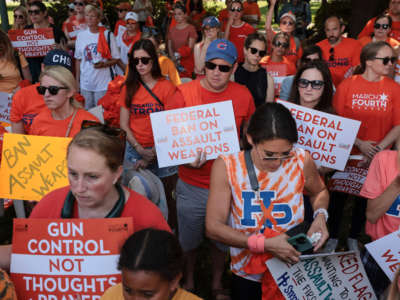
[
  {"xmin": 150, "ymin": 101, "xmax": 239, "ymax": 168},
  {"xmin": 11, "ymin": 218, "xmax": 133, "ymax": 299},
  {"xmin": 267, "ymin": 251, "xmax": 376, "ymax": 300},
  {"xmin": 278, "ymin": 100, "xmax": 361, "ymax": 171},
  {"xmin": 328, "ymin": 159, "xmax": 368, "ymax": 195},
  {"xmin": 9, "ymin": 28, "xmax": 56, "ymax": 58},
  {"xmin": 366, "ymin": 230, "xmax": 400, "ymax": 281},
  {"xmin": 0, "ymin": 92, "xmax": 12, "ymax": 128},
  {"xmin": 266, "ymin": 64, "xmax": 289, "ymax": 96}
]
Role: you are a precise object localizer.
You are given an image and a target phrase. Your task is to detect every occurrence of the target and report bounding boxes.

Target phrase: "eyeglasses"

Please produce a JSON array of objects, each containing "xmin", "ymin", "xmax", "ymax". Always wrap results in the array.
[
  {"xmin": 298, "ymin": 78, "xmax": 325, "ymax": 90},
  {"xmin": 37, "ymin": 85, "xmax": 68, "ymax": 95},
  {"xmin": 329, "ymin": 47, "xmax": 334, "ymax": 61},
  {"xmin": 14, "ymin": 14, "xmax": 24, "ymax": 19},
  {"xmin": 230, "ymin": 7, "xmax": 242, "ymax": 12},
  {"xmin": 374, "ymin": 23, "xmax": 390, "ymax": 30},
  {"xmin": 280, "ymin": 20, "xmax": 294, "ymax": 26},
  {"xmin": 256, "ymin": 147, "xmax": 294, "ymax": 161},
  {"xmin": 374, "ymin": 56, "xmax": 397, "ymax": 65},
  {"xmin": 142, "ymin": 26, "xmax": 159, "ymax": 35},
  {"xmin": 133, "ymin": 57, "xmax": 152, "ymax": 65},
  {"xmin": 74, "ymin": 2, "xmax": 85, "ymax": 6},
  {"xmin": 81, "ymin": 120, "xmax": 127, "ymax": 150},
  {"xmin": 205, "ymin": 61, "xmax": 232, "ymax": 72},
  {"xmin": 249, "ymin": 47, "xmax": 267, "ymax": 57},
  {"xmin": 118, "ymin": 9, "xmax": 128, "ymax": 13},
  {"xmin": 273, "ymin": 41, "xmax": 289, "ymax": 48},
  {"xmin": 28, "ymin": 9, "xmax": 42, "ymax": 15}
]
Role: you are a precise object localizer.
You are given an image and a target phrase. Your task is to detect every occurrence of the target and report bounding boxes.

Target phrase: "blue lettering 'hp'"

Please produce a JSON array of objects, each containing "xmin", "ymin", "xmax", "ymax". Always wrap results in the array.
[
  {"xmin": 241, "ymin": 191, "xmax": 292, "ymax": 229},
  {"xmin": 386, "ymin": 195, "xmax": 400, "ymax": 217}
]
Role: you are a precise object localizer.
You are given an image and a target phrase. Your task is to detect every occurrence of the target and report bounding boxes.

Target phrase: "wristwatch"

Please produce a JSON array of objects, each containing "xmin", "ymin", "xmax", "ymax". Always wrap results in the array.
[{"xmin": 313, "ymin": 208, "xmax": 328, "ymax": 222}]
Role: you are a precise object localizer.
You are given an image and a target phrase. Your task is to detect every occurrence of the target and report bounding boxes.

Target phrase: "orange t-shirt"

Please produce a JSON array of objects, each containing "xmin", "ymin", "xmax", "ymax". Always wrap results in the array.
[
  {"xmin": 120, "ymin": 79, "xmax": 177, "ymax": 148},
  {"xmin": 218, "ymin": 8, "xmax": 229, "ymax": 31},
  {"xmin": 10, "ymin": 83, "xmax": 46, "ymax": 133},
  {"xmin": 260, "ymin": 56, "xmax": 296, "ymax": 96},
  {"xmin": 358, "ymin": 36, "xmax": 400, "ymax": 48},
  {"xmin": 243, "ymin": 1, "xmax": 261, "ymax": 17},
  {"xmin": 333, "ymin": 75, "xmax": 400, "ymax": 153},
  {"xmin": 317, "ymin": 37, "xmax": 362, "ymax": 87},
  {"xmin": 29, "ymin": 108, "xmax": 99, "ymax": 137},
  {"xmin": 358, "ymin": 16, "xmax": 400, "ymax": 42},
  {"xmin": 227, "ymin": 22, "xmax": 256, "ymax": 63},
  {"xmin": 169, "ymin": 79, "xmax": 255, "ymax": 189}
]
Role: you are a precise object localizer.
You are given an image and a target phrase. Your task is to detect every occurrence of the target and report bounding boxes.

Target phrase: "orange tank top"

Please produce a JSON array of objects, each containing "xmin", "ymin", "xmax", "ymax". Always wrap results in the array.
[{"xmin": 221, "ymin": 147, "xmax": 306, "ymax": 281}]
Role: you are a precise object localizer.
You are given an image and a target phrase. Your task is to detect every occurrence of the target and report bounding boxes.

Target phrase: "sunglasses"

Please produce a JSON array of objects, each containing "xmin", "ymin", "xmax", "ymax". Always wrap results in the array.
[
  {"xmin": 329, "ymin": 47, "xmax": 334, "ymax": 61},
  {"xmin": 374, "ymin": 56, "xmax": 397, "ymax": 65},
  {"xmin": 118, "ymin": 9, "xmax": 128, "ymax": 13},
  {"xmin": 14, "ymin": 14, "xmax": 24, "ymax": 19},
  {"xmin": 230, "ymin": 7, "xmax": 242, "ymax": 12},
  {"xmin": 127, "ymin": 20, "xmax": 137, "ymax": 25},
  {"xmin": 205, "ymin": 61, "xmax": 232, "ymax": 72},
  {"xmin": 248, "ymin": 47, "xmax": 266, "ymax": 57},
  {"xmin": 133, "ymin": 57, "xmax": 152, "ymax": 65},
  {"xmin": 374, "ymin": 23, "xmax": 390, "ymax": 30},
  {"xmin": 74, "ymin": 2, "xmax": 85, "ymax": 6},
  {"xmin": 37, "ymin": 85, "xmax": 68, "ymax": 95},
  {"xmin": 298, "ymin": 78, "xmax": 325, "ymax": 90},
  {"xmin": 81, "ymin": 120, "xmax": 127, "ymax": 150},
  {"xmin": 273, "ymin": 41, "xmax": 289, "ymax": 48},
  {"xmin": 257, "ymin": 147, "xmax": 293, "ymax": 161},
  {"xmin": 28, "ymin": 9, "xmax": 42, "ymax": 15},
  {"xmin": 280, "ymin": 20, "xmax": 294, "ymax": 26}
]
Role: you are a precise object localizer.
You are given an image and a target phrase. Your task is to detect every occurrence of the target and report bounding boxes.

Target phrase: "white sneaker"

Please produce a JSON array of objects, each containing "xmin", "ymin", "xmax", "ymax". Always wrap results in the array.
[
  {"xmin": 321, "ymin": 238, "xmax": 338, "ymax": 253},
  {"xmin": 347, "ymin": 238, "xmax": 359, "ymax": 252}
]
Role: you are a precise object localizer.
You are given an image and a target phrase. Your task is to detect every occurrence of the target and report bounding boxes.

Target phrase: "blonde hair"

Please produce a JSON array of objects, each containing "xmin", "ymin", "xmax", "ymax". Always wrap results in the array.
[
  {"xmin": 84, "ymin": 4, "xmax": 102, "ymax": 18},
  {"xmin": 12, "ymin": 6, "xmax": 31, "ymax": 29}
]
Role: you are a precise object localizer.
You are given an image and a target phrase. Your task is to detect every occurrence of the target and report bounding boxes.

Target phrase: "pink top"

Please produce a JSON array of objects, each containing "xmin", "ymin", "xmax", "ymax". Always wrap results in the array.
[{"xmin": 360, "ymin": 150, "xmax": 400, "ymax": 241}]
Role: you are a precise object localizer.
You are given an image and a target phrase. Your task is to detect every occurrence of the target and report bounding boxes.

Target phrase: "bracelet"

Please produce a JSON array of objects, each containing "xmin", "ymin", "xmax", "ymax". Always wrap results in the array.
[
  {"xmin": 247, "ymin": 234, "xmax": 265, "ymax": 253},
  {"xmin": 313, "ymin": 208, "xmax": 328, "ymax": 222}
]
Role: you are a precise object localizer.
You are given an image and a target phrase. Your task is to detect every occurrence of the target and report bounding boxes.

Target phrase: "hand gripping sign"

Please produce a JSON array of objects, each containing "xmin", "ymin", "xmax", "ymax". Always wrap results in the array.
[
  {"xmin": 8, "ymin": 28, "xmax": 56, "ymax": 58},
  {"xmin": 277, "ymin": 100, "xmax": 361, "ymax": 171},
  {"xmin": 11, "ymin": 218, "xmax": 133, "ymax": 300},
  {"xmin": 150, "ymin": 101, "xmax": 240, "ymax": 168}
]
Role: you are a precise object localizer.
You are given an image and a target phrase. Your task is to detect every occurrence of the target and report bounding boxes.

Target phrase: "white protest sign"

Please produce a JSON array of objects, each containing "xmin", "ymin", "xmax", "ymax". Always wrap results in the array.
[
  {"xmin": 0, "ymin": 92, "xmax": 12, "ymax": 127},
  {"xmin": 267, "ymin": 251, "xmax": 376, "ymax": 300},
  {"xmin": 150, "ymin": 101, "xmax": 240, "ymax": 168},
  {"xmin": 366, "ymin": 230, "xmax": 400, "ymax": 281},
  {"xmin": 277, "ymin": 100, "xmax": 361, "ymax": 171}
]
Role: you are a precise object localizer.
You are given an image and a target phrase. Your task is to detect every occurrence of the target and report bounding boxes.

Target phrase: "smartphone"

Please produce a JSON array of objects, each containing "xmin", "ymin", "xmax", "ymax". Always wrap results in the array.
[{"xmin": 287, "ymin": 233, "xmax": 313, "ymax": 253}]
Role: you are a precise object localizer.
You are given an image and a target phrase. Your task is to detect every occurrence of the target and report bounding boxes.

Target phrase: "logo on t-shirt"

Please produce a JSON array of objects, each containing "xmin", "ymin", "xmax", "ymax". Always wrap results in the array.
[
  {"xmin": 327, "ymin": 57, "xmax": 350, "ymax": 68},
  {"xmin": 386, "ymin": 195, "xmax": 400, "ymax": 218},
  {"xmin": 351, "ymin": 93, "xmax": 388, "ymax": 111},
  {"xmin": 130, "ymin": 103, "xmax": 163, "ymax": 115},
  {"xmin": 84, "ymin": 43, "xmax": 100, "ymax": 64}
]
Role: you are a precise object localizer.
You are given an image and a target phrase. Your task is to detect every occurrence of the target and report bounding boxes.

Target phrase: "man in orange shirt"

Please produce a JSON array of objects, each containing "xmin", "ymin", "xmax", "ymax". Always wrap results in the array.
[
  {"xmin": 358, "ymin": 0, "xmax": 400, "ymax": 42},
  {"xmin": 317, "ymin": 16, "xmax": 362, "ymax": 87},
  {"xmin": 168, "ymin": 39, "xmax": 255, "ymax": 299},
  {"xmin": 10, "ymin": 49, "xmax": 75, "ymax": 134},
  {"xmin": 243, "ymin": 0, "xmax": 261, "ymax": 28}
]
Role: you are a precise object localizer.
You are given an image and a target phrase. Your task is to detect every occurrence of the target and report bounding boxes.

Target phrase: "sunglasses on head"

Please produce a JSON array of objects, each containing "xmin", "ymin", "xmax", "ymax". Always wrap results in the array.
[
  {"xmin": 37, "ymin": 85, "xmax": 68, "ymax": 95},
  {"xmin": 329, "ymin": 47, "xmax": 334, "ymax": 61},
  {"xmin": 205, "ymin": 61, "xmax": 232, "ymax": 72},
  {"xmin": 14, "ymin": 14, "xmax": 24, "ymax": 19},
  {"xmin": 81, "ymin": 120, "xmax": 127, "ymax": 150},
  {"xmin": 248, "ymin": 47, "xmax": 266, "ymax": 57},
  {"xmin": 298, "ymin": 78, "xmax": 325, "ymax": 90},
  {"xmin": 28, "ymin": 9, "xmax": 42, "ymax": 15},
  {"xmin": 74, "ymin": 2, "xmax": 85, "ymax": 6},
  {"xmin": 374, "ymin": 56, "xmax": 397, "ymax": 65},
  {"xmin": 132, "ymin": 57, "xmax": 152, "ymax": 65},
  {"xmin": 230, "ymin": 7, "xmax": 242, "ymax": 12},
  {"xmin": 273, "ymin": 41, "xmax": 289, "ymax": 48},
  {"xmin": 281, "ymin": 20, "xmax": 294, "ymax": 26},
  {"xmin": 374, "ymin": 23, "xmax": 390, "ymax": 30}
]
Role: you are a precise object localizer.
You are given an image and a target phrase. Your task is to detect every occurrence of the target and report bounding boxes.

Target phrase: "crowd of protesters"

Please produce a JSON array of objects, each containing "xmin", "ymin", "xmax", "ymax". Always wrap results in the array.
[{"xmin": 1, "ymin": 0, "xmax": 400, "ymax": 299}]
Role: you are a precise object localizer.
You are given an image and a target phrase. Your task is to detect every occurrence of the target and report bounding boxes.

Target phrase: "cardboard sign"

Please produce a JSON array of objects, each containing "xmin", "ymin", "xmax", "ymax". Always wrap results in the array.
[
  {"xmin": 0, "ymin": 92, "xmax": 12, "ymax": 127},
  {"xmin": 0, "ymin": 133, "xmax": 71, "ymax": 201},
  {"xmin": 366, "ymin": 230, "xmax": 400, "ymax": 281},
  {"xmin": 328, "ymin": 159, "xmax": 368, "ymax": 195},
  {"xmin": 267, "ymin": 251, "xmax": 377, "ymax": 300},
  {"xmin": 11, "ymin": 218, "xmax": 133, "ymax": 299},
  {"xmin": 150, "ymin": 101, "xmax": 240, "ymax": 168},
  {"xmin": 9, "ymin": 28, "xmax": 56, "ymax": 58},
  {"xmin": 278, "ymin": 100, "xmax": 361, "ymax": 171}
]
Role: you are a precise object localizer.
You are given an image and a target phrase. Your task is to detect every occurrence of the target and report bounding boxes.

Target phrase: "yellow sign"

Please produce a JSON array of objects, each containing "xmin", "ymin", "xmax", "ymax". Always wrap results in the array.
[{"xmin": 0, "ymin": 133, "xmax": 71, "ymax": 201}]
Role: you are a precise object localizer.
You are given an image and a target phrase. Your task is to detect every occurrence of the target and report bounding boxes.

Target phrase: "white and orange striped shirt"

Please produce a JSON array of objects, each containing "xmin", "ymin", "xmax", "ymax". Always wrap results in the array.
[{"xmin": 221, "ymin": 147, "xmax": 306, "ymax": 281}]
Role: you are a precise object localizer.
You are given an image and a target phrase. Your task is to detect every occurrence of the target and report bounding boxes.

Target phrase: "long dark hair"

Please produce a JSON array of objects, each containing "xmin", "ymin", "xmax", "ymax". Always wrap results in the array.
[
  {"xmin": 288, "ymin": 60, "xmax": 334, "ymax": 113},
  {"xmin": 125, "ymin": 39, "xmax": 162, "ymax": 107},
  {"xmin": 353, "ymin": 41, "xmax": 393, "ymax": 75}
]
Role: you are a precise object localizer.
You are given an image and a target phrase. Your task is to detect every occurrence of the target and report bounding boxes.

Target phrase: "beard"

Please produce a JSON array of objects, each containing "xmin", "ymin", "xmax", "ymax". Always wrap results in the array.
[{"xmin": 328, "ymin": 35, "xmax": 340, "ymax": 44}]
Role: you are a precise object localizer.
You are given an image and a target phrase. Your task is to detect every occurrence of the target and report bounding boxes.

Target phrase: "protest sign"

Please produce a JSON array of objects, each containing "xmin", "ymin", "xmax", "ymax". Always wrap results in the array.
[
  {"xmin": 366, "ymin": 230, "xmax": 400, "ymax": 281},
  {"xmin": 277, "ymin": 100, "xmax": 361, "ymax": 170},
  {"xmin": 0, "ymin": 133, "xmax": 71, "ymax": 201},
  {"xmin": 8, "ymin": 28, "xmax": 56, "ymax": 58},
  {"xmin": 150, "ymin": 101, "xmax": 240, "ymax": 168},
  {"xmin": 266, "ymin": 64, "xmax": 289, "ymax": 96},
  {"xmin": 267, "ymin": 251, "xmax": 376, "ymax": 300},
  {"xmin": 11, "ymin": 218, "xmax": 133, "ymax": 299},
  {"xmin": 328, "ymin": 158, "xmax": 368, "ymax": 196},
  {"xmin": 0, "ymin": 92, "xmax": 12, "ymax": 128}
]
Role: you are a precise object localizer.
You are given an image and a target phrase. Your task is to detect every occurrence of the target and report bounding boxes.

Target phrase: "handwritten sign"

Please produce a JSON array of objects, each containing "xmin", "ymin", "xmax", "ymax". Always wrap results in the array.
[
  {"xmin": 150, "ymin": 101, "xmax": 240, "ymax": 168},
  {"xmin": 366, "ymin": 230, "xmax": 400, "ymax": 281},
  {"xmin": 11, "ymin": 218, "xmax": 133, "ymax": 299},
  {"xmin": 8, "ymin": 28, "xmax": 56, "ymax": 58},
  {"xmin": 0, "ymin": 133, "xmax": 71, "ymax": 201},
  {"xmin": 0, "ymin": 92, "xmax": 12, "ymax": 127},
  {"xmin": 328, "ymin": 159, "xmax": 368, "ymax": 195},
  {"xmin": 267, "ymin": 251, "xmax": 376, "ymax": 300},
  {"xmin": 278, "ymin": 100, "xmax": 361, "ymax": 170}
]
